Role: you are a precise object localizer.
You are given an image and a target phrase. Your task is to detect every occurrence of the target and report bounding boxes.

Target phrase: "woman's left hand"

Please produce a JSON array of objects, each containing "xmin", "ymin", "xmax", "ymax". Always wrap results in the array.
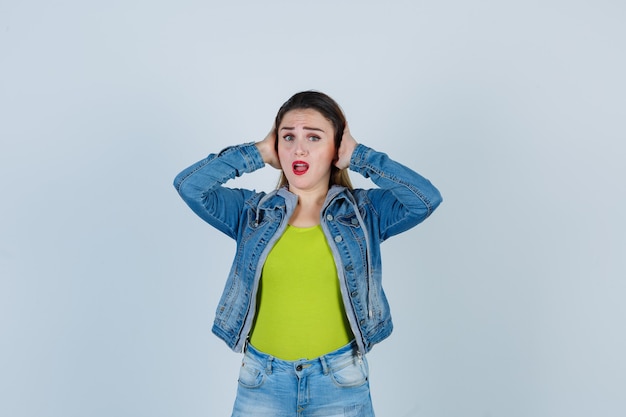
[
  {"xmin": 335, "ymin": 125, "xmax": 358, "ymax": 170},
  {"xmin": 335, "ymin": 124, "xmax": 358, "ymax": 169}
]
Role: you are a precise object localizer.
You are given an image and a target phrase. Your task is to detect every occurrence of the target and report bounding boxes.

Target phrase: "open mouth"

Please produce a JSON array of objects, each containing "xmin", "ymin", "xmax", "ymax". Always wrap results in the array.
[{"xmin": 292, "ymin": 161, "xmax": 309, "ymax": 175}]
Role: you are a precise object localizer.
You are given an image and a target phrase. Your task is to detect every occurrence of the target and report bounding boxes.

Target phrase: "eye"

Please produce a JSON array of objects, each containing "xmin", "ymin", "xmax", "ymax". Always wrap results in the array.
[
  {"xmin": 308, "ymin": 135, "xmax": 321, "ymax": 142},
  {"xmin": 283, "ymin": 134, "xmax": 294, "ymax": 142}
]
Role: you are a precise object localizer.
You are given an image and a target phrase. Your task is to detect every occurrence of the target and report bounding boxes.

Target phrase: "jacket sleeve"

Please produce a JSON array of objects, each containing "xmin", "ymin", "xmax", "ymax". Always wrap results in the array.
[
  {"xmin": 349, "ymin": 144, "xmax": 442, "ymax": 241},
  {"xmin": 173, "ymin": 142, "xmax": 266, "ymax": 239}
]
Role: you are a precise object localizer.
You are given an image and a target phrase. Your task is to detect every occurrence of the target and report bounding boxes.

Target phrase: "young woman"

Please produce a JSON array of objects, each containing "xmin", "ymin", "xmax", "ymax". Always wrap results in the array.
[{"xmin": 174, "ymin": 91, "xmax": 442, "ymax": 417}]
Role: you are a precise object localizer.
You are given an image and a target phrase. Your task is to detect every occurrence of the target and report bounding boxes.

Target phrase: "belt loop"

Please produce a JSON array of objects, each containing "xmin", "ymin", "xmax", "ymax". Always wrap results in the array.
[
  {"xmin": 265, "ymin": 355, "xmax": 274, "ymax": 375},
  {"xmin": 319, "ymin": 355, "xmax": 329, "ymax": 375}
]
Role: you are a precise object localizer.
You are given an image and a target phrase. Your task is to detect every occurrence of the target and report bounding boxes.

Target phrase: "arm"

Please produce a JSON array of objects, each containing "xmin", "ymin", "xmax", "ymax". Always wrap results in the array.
[
  {"xmin": 173, "ymin": 142, "xmax": 267, "ymax": 239},
  {"xmin": 174, "ymin": 127, "xmax": 278, "ymax": 238},
  {"xmin": 343, "ymin": 130, "xmax": 442, "ymax": 241}
]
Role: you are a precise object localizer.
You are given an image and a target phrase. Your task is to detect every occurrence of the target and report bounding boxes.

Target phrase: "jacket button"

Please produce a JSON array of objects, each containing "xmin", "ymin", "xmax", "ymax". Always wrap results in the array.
[
  {"xmin": 326, "ymin": 214, "xmax": 334, "ymax": 221},
  {"xmin": 334, "ymin": 235, "xmax": 342, "ymax": 243},
  {"xmin": 351, "ymin": 218, "xmax": 359, "ymax": 225}
]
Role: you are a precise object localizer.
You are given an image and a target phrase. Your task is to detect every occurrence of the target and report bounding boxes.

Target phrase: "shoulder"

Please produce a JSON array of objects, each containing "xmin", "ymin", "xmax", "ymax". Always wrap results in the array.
[{"xmin": 245, "ymin": 188, "xmax": 289, "ymax": 210}]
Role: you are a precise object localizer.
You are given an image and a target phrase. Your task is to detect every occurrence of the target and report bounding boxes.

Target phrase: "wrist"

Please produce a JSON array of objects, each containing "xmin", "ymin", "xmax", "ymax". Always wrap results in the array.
[{"xmin": 255, "ymin": 141, "xmax": 270, "ymax": 164}]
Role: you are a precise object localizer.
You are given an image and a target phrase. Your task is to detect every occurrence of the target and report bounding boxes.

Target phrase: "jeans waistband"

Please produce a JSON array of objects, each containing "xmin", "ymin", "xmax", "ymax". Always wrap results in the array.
[{"xmin": 244, "ymin": 340, "xmax": 360, "ymax": 375}]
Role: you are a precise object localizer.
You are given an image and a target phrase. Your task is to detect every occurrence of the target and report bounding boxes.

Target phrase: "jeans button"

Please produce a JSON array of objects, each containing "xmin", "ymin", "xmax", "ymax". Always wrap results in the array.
[{"xmin": 296, "ymin": 364, "xmax": 303, "ymax": 371}]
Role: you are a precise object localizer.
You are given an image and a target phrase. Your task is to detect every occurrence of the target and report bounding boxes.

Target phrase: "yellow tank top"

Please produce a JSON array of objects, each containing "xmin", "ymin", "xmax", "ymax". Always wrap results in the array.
[{"xmin": 249, "ymin": 225, "xmax": 353, "ymax": 360}]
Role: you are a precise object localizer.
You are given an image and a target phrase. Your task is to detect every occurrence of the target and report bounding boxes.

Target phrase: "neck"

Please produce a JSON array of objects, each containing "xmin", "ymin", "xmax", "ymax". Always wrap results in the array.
[
  {"xmin": 287, "ymin": 187, "xmax": 328, "ymax": 228},
  {"xmin": 288, "ymin": 183, "xmax": 329, "ymax": 207}
]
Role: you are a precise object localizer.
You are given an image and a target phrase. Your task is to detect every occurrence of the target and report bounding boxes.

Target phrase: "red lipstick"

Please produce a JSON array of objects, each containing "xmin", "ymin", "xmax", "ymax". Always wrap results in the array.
[{"xmin": 292, "ymin": 160, "xmax": 309, "ymax": 175}]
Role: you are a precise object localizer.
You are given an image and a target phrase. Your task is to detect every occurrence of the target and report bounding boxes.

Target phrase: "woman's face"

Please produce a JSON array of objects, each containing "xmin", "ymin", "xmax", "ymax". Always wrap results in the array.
[{"xmin": 277, "ymin": 108, "xmax": 336, "ymax": 195}]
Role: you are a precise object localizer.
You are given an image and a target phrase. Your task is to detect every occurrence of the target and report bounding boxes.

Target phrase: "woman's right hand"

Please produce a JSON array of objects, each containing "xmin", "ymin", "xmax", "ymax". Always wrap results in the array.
[{"xmin": 255, "ymin": 126, "xmax": 281, "ymax": 169}]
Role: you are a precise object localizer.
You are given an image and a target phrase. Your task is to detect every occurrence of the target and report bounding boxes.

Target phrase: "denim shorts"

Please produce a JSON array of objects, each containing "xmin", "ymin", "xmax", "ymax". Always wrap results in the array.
[{"xmin": 231, "ymin": 341, "xmax": 375, "ymax": 417}]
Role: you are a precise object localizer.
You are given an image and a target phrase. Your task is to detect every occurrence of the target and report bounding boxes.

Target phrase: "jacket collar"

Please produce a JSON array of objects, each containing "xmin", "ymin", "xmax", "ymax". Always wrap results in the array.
[{"xmin": 257, "ymin": 185, "xmax": 353, "ymax": 218}]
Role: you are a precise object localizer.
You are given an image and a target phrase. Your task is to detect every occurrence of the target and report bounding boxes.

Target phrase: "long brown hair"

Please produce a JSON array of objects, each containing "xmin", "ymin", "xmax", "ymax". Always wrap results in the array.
[{"xmin": 274, "ymin": 91, "xmax": 353, "ymax": 189}]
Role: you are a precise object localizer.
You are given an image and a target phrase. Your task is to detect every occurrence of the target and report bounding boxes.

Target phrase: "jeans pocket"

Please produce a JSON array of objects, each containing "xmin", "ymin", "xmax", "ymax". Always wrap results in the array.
[
  {"xmin": 329, "ymin": 356, "xmax": 369, "ymax": 388},
  {"xmin": 238, "ymin": 357, "xmax": 266, "ymax": 389}
]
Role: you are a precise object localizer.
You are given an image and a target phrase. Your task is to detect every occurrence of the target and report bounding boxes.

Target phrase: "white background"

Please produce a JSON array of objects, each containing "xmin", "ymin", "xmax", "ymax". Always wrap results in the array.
[{"xmin": 1, "ymin": 1, "xmax": 625, "ymax": 416}]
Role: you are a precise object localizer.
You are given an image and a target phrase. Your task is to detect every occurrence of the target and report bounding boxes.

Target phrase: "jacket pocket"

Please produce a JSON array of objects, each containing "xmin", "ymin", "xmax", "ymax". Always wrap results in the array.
[{"xmin": 336, "ymin": 214, "xmax": 366, "ymax": 244}]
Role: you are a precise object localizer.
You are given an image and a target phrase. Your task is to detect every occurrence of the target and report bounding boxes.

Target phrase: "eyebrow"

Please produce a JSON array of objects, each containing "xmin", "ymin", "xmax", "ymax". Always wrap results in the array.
[{"xmin": 279, "ymin": 126, "xmax": 325, "ymax": 133}]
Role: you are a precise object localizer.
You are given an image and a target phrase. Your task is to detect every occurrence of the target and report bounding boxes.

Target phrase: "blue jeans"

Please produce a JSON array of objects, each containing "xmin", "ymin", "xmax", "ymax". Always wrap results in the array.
[{"xmin": 231, "ymin": 341, "xmax": 375, "ymax": 417}]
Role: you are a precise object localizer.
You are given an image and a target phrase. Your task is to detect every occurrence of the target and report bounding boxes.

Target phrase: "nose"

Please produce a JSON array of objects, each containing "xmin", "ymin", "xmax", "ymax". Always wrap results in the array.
[{"xmin": 294, "ymin": 140, "xmax": 308, "ymax": 156}]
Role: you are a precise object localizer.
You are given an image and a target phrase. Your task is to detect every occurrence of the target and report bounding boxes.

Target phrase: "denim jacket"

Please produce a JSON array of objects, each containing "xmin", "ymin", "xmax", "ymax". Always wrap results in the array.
[{"xmin": 174, "ymin": 142, "xmax": 442, "ymax": 354}]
